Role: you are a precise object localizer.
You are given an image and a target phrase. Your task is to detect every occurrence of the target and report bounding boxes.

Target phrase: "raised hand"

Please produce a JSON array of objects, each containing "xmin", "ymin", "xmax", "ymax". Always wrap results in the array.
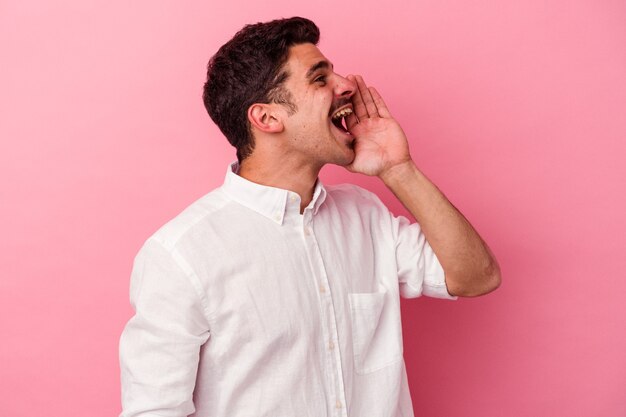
[{"xmin": 345, "ymin": 75, "xmax": 412, "ymax": 177}]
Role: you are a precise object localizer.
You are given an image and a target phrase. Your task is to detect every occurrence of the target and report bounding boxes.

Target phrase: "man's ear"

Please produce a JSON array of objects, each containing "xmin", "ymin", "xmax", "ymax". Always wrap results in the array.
[{"xmin": 248, "ymin": 103, "xmax": 284, "ymax": 134}]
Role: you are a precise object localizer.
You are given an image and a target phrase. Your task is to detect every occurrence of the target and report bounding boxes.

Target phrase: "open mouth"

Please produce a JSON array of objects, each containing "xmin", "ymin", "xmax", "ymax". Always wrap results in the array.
[{"xmin": 330, "ymin": 106, "xmax": 353, "ymax": 133}]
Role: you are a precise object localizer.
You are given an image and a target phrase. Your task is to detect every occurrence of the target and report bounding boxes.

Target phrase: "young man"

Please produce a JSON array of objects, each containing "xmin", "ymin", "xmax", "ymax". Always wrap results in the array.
[{"xmin": 119, "ymin": 17, "xmax": 500, "ymax": 417}]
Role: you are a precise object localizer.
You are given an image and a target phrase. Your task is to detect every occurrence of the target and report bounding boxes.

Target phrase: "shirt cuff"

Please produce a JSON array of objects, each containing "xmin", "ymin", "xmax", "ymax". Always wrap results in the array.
[{"xmin": 423, "ymin": 258, "xmax": 457, "ymax": 300}]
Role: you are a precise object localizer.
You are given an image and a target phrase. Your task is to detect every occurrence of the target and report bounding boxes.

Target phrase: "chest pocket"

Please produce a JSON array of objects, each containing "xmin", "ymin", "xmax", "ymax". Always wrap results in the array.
[{"xmin": 348, "ymin": 288, "xmax": 403, "ymax": 374}]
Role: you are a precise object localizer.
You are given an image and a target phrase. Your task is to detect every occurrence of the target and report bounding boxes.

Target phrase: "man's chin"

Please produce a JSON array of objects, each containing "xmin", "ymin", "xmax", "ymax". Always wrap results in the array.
[
  {"xmin": 326, "ymin": 127, "xmax": 356, "ymax": 165},
  {"xmin": 332, "ymin": 148, "xmax": 356, "ymax": 167}
]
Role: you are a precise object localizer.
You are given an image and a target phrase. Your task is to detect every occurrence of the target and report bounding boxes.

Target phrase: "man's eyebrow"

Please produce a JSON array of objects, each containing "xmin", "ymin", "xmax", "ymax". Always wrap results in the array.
[{"xmin": 306, "ymin": 60, "xmax": 334, "ymax": 79}]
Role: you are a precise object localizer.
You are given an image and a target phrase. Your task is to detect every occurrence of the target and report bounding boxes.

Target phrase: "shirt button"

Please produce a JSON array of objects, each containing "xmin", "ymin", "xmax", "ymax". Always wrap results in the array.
[
  {"xmin": 319, "ymin": 285, "xmax": 326, "ymax": 293},
  {"xmin": 289, "ymin": 193, "xmax": 298, "ymax": 202},
  {"xmin": 336, "ymin": 400, "xmax": 342, "ymax": 409},
  {"xmin": 328, "ymin": 340, "xmax": 334, "ymax": 350},
  {"xmin": 274, "ymin": 212, "xmax": 281, "ymax": 222}
]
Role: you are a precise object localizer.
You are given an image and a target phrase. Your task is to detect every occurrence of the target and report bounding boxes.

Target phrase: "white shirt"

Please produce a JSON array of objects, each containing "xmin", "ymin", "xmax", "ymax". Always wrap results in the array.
[{"xmin": 119, "ymin": 163, "xmax": 456, "ymax": 417}]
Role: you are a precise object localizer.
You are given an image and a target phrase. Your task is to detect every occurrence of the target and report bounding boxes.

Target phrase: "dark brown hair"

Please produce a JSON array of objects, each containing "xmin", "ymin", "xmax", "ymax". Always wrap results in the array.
[{"xmin": 203, "ymin": 17, "xmax": 320, "ymax": 162}]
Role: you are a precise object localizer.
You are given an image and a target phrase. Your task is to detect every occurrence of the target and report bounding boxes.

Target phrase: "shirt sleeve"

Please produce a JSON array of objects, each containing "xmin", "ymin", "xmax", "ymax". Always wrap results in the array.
[
  {"xmin": 392, "ymin": 213, "xmax": 457, "ymax": 301},
  {"xmin": 119, "ymin": 238, "xmax": 211, "ymax": 417}
]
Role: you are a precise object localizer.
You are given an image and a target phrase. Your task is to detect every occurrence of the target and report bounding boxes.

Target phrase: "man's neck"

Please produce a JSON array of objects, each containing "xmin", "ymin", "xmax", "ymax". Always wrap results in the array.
[{"xmin": 238, "ymin": 156, "xmax": 321, "ymax": 214}]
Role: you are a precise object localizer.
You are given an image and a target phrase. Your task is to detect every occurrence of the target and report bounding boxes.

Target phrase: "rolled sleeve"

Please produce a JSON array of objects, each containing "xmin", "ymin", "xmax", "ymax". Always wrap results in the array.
[
  {"xmin": 119, "ymin": 238, "xmax": 211, "ymax": 417},
  {"xmin": 393, "ymin": 215, "xmax": 457, "ymax": 300}
]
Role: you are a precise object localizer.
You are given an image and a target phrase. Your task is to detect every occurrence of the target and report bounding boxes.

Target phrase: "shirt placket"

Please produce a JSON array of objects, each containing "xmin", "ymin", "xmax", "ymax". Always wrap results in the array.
[{"xmin": 301, "ymin": 208, "xmax": 348, "ymax": 417}]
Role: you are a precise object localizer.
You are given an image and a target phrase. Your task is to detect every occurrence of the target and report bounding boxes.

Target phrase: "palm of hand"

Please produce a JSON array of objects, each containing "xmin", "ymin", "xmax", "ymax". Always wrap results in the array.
[
  {"xmin": 347, "ymin": 117, "xmax": 410, "ymax": 176},
  {"xmin": 344, "ymin": 75, "xmax": 411, "ymax": 177}
]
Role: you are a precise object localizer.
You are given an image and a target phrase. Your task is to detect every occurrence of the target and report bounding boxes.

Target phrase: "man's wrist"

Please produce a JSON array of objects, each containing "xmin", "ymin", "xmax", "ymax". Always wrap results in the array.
[{"xmin": 379, "ymin": 159, "xmax": 418, "ymax": 187}]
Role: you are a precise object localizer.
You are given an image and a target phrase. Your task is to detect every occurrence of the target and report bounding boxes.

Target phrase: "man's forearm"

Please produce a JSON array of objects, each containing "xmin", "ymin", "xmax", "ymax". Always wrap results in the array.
[{"xmin": 380, "ymin": 160, "xmax": 501, "ymax": 297}]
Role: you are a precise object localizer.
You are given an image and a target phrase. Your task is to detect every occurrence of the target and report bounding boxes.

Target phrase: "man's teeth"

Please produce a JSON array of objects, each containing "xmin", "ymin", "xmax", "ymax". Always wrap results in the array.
[{"xmin": 332, "ymin": 108, "xmax": 353, "ymax": 120}]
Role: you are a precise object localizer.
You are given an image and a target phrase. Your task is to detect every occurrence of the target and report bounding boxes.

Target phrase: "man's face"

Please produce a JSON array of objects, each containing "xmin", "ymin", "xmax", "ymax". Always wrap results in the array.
[{"xmin": 278, "ymin": 43, "xmax": 357, "ymax": 168}]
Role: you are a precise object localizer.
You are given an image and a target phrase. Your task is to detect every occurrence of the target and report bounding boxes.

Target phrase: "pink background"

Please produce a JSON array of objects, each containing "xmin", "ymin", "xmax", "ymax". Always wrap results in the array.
[{"xmin": 1, "ymin": 1, "xmax": 625, "ymax": 416}]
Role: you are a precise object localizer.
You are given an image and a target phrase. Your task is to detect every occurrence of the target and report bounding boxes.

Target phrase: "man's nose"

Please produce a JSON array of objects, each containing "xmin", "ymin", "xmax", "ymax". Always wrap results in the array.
[{"xmin": 335, "ymin": 74, "xmax": 356, "ymax": 99}]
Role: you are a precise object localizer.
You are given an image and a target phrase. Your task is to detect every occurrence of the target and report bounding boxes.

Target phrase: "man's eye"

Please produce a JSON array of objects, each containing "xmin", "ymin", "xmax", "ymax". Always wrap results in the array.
[{"xmin": 315, "ymin": 75, "xmax": 327, "ymax": 84}]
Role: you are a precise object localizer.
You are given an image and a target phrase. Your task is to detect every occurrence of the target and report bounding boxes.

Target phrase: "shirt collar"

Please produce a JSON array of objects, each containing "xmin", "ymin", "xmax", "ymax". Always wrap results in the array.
[{"xmin": 221, "ymin": 162, "xmax": 327, "ymax": 225}]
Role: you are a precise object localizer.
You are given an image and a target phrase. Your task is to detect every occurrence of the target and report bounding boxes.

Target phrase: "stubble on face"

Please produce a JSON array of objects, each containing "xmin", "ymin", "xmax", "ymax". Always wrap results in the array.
[{"xmin": 278, "ymin": 44, "xmax": 356, "ymax": 168}]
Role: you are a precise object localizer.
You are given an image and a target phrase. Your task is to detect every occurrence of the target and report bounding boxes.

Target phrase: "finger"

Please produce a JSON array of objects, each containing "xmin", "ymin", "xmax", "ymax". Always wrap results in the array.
[
  {"xmin": 348, "ymin": 74, "xmax": 369, "ymax": 120},
  {"xmin": 355, "ymin": 75, "xmax": 379, "ymax": 118},
  {"xmin": 369, "ymin": 87, "xmax": 392, "ymax": 118}
]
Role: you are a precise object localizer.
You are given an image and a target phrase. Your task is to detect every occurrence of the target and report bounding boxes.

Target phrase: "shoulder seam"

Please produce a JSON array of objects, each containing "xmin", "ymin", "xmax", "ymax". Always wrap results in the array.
[
  {"xmin": 152, "ymin": 189, "xmax": 233, "ymax": 250},
  {"xmin": 144, "ymin": 237, "xmax": 216, "ymax": 324}
]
